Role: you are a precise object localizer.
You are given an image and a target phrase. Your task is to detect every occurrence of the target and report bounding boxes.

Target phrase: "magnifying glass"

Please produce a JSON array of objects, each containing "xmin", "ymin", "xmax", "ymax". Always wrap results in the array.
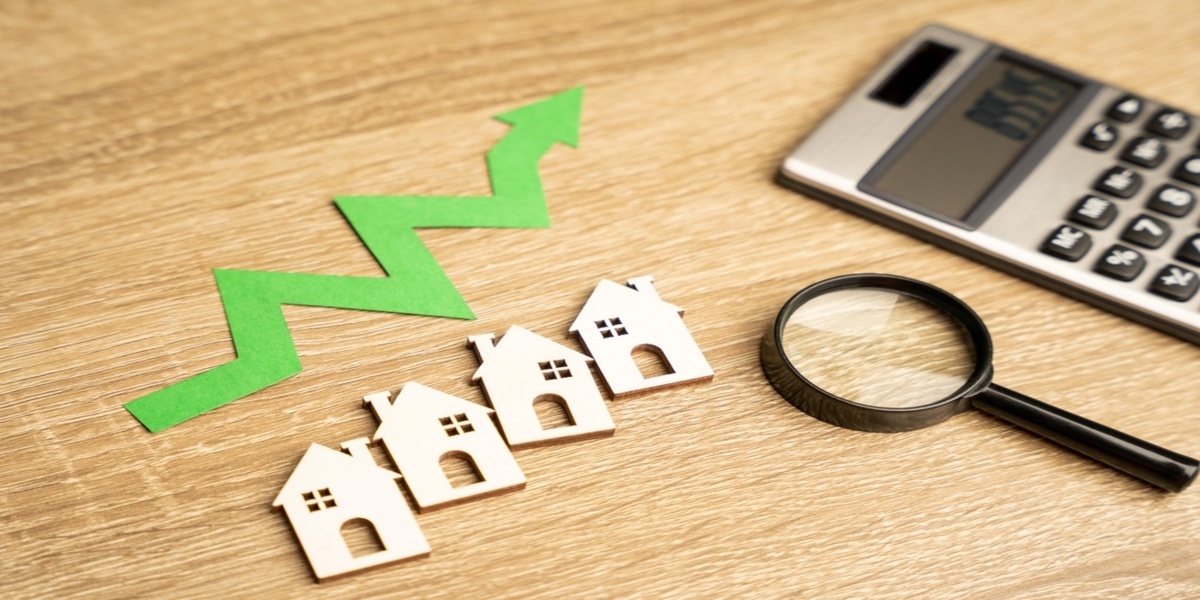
[{"xmin": 760, "ymin": 273, "xmax": 1199, "ymax": 492}]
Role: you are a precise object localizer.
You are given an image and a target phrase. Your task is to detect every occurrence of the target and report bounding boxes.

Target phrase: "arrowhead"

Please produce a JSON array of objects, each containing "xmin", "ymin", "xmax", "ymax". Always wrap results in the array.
[{"xmin": 494, "ymin": 87, "xmax": 583, "ymax": 148}]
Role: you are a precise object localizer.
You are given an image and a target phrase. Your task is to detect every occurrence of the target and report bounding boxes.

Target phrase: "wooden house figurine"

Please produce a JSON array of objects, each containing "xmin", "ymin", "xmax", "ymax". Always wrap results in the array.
[
  {"xmin": 468, "ymin": 325, "xmax": 615, "ymax": 449},
  {"xmin": 569, "ymin": 275, "xmax": 713, "ymax": 396},
  {"xmin": 273, "ymin": 439, "xmax": 430, "ymax": 582},
  {"xmin": 364, "ymin": 382, "xmax": 526, "ymax": 512}
]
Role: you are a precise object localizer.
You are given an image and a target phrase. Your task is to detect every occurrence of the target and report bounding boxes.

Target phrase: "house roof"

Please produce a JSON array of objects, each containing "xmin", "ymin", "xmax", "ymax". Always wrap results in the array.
[
  {"xmin": 272, "ymin": 443, "xmax": 400, "ymax": 507},
  {"xmin": 371, "ymin": 382, "xmax": 493, "ymax": 442},
  {"xmin": 471, "ymin": 325, "xmax": 592, "ymax": 381},
  {"xmin": 568, "ymin": 278, "xmax": 683, "ymax": 332}
]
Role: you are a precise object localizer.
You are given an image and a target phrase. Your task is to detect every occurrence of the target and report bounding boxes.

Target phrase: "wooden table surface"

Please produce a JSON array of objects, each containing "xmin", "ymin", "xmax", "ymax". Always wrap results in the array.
[{"xmin": 4, "ymin": 0, "xmax": 1199, "ymax": 597}]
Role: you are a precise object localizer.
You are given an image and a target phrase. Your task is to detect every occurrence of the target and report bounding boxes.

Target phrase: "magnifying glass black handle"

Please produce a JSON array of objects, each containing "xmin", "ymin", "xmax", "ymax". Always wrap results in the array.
[{"xmin": 972, "ymin": 384, "xmax": 1199, "ymax": 492}]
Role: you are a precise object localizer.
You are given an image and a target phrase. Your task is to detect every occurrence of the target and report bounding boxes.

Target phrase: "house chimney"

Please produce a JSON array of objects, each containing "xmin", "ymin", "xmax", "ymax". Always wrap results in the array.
[
  {"xmin": 340, "ymin": 437, "xmax": 376, "ymax": 466},
  {"xmin": 467, "ymin": 333, "xmax": 497, "ymax": 364},
  {"xmin": 362, "ymin": 391, "xmax": 395, "ymax": 424},
  {"xmin": 626, "ymin": 275, "xmax": 659, "ymax": 300}
]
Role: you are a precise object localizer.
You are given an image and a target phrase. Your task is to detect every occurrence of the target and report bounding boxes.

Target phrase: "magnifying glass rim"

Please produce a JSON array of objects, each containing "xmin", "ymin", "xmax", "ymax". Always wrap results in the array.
[{"xmin": 762, "ymin": 273, "xmax": 995, "ymax": 432}]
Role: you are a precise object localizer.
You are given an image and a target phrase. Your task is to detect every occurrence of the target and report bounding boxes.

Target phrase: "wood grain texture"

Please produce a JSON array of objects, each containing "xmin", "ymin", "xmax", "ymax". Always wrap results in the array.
[{"xmin": 2, "ymin": 0, "xmax": 1199, "ymax": 597}]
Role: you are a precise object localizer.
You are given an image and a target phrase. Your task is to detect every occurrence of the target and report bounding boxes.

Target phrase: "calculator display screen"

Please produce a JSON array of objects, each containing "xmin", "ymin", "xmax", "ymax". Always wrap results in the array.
[{"xmin": 870, "ymin": 57, "xmax": 1080, "ymax": 220}]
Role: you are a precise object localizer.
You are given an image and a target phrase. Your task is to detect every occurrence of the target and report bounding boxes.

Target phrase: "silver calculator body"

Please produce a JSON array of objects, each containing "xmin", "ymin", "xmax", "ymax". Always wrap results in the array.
[{"xmin": 779, "ymin": 24, "xmax": 1200, "ymax": 344}]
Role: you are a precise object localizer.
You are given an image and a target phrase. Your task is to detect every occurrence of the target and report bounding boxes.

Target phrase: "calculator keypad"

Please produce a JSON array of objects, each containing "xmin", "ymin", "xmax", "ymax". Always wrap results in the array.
[
  {"xmin": 1173, "ymin": 156, "xmax": 1200, "ymax": 186},
  {"xmin": 1150, "ymin": 265, "xmax": 1199, "ymax": 301},
  {"xmin": 1094, "ymin": 245, "xmax": 1146, "ymax": 281},
  {"xmin": 1175, "ymin": 234, "xmax": 1200, "ymax": 267},
  {"xmin": 1041, "ymin": 225, "xmax": 1092, "ymax": 261},
  {"xmin": 1106, "ymin": 95, "xmax": 1143, "ymax": 122},
  {"xmin": 1093, "ymin": 166, "xmax": 1143, "ymax": 198},
  {"xmin": 1038, "ymin": 89, "xmax": 1200, "ymax": 310},
  {"xmin": 1068, "ymin": 195, "xmax": 1117, "ymax": 229},
  {"xmin": 1120, "ymin": 136, "xmax": 1167, "ymax": 168},
  {"xmin": 1120, "ymin": 214, "xmax": 1171, "ymax": 249},
  {"xmin": 1081, "ymin": 122, "xmax": 1119, "ymax": 151},
  {"xmin": 1146, "ymin": 185, "xmax": 1195, "ymax": 217},
  {"xmin": 1146, "ymin": 109, "xmax": 1191, "ymax": 140}
]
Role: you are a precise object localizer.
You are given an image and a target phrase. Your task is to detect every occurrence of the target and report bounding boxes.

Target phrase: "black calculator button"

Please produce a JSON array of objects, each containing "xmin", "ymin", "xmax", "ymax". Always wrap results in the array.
[
  {"xmin": 1149, "ymin": 265, "xmax": 1199, "ymax": 301},
  {"xmin": 1175, "ymin": 234, "xmax": 1200, "ymax": 267},
  {"xmin": 1094, "ymin": 166, "xmax": 1143, "ymax": 198},
  {"xmin": 1172, "ymin": 155, "xmax": 1200, "ymax": 186},
  {"xmin": 1068, "ymin": 195, "xmax": 1117, "ymax": 229},
  {"xmin": 1094, "ymin": 245, "xmax": 1146, "ymax": 281},
  {"xmin": 1106, "ymin": 95, "xmax": 1143, "ymax": 122},
  {"xmin": 1040, "ymin": 225, "xmax": 1092, "ymax": 261},
  {"xmin": 1120, "ymin": 214, "xmax": 1171, "ymax": 249},
  {"xmin": 1145, "ymin": 108, "xmax": 1191, "ymax": 140},
  {"xmin": 1146, "ymin": 184, "xmax": 1196, "ymax": 217},
  {"xmin": 1120, "ymin": 136, "xmax": 1167, "ymax": 168},
  {"xmin": 1080, "ymin": 122, "xmax": 1119, "ymax": 151}
]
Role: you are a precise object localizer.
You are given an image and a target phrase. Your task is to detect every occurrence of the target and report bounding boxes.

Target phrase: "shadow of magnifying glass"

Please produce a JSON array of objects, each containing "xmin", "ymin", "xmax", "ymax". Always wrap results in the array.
[{"xmin": 760, "ymin": 273, "xmax": 1198, "ymax": 492}]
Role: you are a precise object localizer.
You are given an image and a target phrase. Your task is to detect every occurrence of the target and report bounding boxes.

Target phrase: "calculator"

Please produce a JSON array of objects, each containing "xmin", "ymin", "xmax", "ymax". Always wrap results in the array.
[{"xmin": 778, "ymin": 24, "xmax": 1200, "ymax": 345}]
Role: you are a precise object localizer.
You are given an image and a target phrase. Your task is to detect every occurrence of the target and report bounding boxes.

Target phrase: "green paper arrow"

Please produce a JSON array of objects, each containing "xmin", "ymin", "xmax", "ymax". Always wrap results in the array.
[{"xmin": 125, "ymin": 87, "xmax": 584, "ymax": 432}]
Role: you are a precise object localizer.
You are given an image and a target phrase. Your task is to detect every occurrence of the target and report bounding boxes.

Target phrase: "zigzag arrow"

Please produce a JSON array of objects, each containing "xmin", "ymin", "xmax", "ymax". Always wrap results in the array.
[{"xmin": 125, "ymin": 87, "xmax": 583, "ymax": 432}]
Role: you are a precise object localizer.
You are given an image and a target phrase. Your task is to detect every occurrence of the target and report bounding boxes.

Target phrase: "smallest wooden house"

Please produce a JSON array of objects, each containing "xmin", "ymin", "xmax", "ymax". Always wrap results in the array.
[
  {"xmin": 570, "ymin": 275, "xmax": 713, "ymax": 396},
  {"xmin": 469, "ymin": 325, "xmax": 615, "ymax": 449},
  {"xmin": 273, "ymin": 439, "xmax": 430, "ymax": 582},
  {"xmin": 364, "ymin": 382, "xmax": 526, "ymax": 512}
]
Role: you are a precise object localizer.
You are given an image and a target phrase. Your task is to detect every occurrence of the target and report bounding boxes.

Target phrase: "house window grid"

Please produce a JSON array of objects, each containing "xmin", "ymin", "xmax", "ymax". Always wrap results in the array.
[
  {"xmin": 539, "ymin": 359, "xmax": 572, "ymax": 380},
  {"xmin": 595, "ymin": 317, "xmax": 628, "ymax": 339},
  {"xmin": 439, "ymin": 413, "xmax": 474, "ymax": 436},
  {"xmin": 302, "ymin": 488, "xmax": 337, "ymax": 512}
]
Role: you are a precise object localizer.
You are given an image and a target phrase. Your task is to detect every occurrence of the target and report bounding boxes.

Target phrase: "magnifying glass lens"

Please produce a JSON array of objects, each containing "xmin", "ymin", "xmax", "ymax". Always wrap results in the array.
[{"xmin": 781, "ymin": 288, "xmax": 976, "ymax": 408}]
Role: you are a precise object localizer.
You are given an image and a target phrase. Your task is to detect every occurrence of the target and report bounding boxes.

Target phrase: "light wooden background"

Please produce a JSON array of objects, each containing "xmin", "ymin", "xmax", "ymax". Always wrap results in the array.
[{"xmin": 4, "ymin": 0, "xmax": 1199, "ymax": 597}]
